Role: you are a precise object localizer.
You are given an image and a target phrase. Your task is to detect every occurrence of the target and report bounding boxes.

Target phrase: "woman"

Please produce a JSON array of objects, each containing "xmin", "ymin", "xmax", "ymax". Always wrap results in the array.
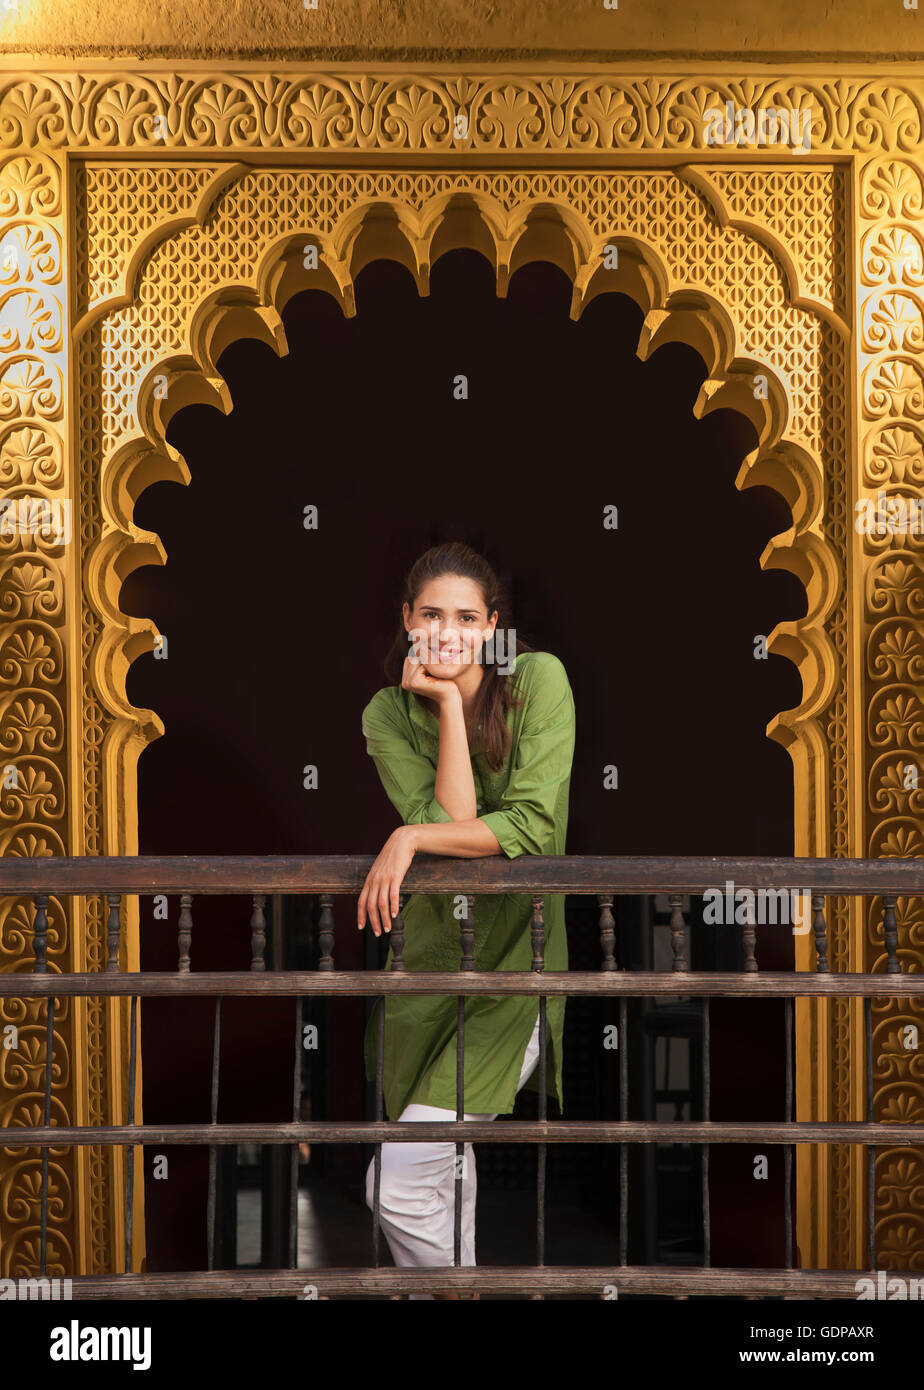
[{"xmin": 357, "ymin": 541, "xmax": 576, "ymax": 1299}]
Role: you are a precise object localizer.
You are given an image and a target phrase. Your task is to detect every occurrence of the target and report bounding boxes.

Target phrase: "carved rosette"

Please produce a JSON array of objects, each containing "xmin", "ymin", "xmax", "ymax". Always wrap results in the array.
[
  {"xmin": 857, "ymin": 156, "xmax": 924, "ymax": 1271},
  {"xmin": 0, "ymin": 151, "xmax": 74, "ymax": 1277}
]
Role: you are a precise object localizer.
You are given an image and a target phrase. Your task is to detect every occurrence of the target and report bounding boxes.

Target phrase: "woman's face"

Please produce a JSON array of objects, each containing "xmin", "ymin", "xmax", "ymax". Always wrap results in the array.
[{"xmin": 403, "ymin": 574, "xmax": 498, "ymax": 679}]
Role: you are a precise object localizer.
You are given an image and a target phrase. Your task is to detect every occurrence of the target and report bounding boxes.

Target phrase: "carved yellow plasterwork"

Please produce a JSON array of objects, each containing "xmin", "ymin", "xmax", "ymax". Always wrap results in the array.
[
  {"xmin": 0, "ymin": 63, "xmax": 921, "ymax": 1279},
  {"xmin": 0, "ymin": 149, "xmax": 76, "ymax": 1281},
  {"xmin": 856, "ymin": 156, "xmax": 924, "ymax": 1270},
  {"xmin": 0, "ymin": 67, "xmax": 922, "ymax": 156}
]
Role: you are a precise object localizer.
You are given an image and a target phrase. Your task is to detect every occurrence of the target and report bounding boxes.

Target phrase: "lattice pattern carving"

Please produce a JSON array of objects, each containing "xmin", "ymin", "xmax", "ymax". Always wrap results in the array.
[
  {"xmin": 86, "ymin": 169, "xmax": 829, "ymax": 462},
  {"xmin": 73, "ymin": 162, "xmax": 230, "ymax": 318},
  {"xmin": 691, "ymin": 167, "xmax": 848, "ymax": 318}
]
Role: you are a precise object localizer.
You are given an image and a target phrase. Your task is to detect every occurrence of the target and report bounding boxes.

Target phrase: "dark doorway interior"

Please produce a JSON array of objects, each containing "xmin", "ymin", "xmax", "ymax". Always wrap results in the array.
[{"xmin": 121, "ymin": 250, "xmax": 804, "ymax": 1283}]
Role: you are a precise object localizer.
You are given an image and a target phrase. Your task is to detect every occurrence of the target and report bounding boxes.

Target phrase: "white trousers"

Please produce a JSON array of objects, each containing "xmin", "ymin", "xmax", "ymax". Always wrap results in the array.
[{"xmin": 364, "ymin": 1012, "xmax": 542, "ymax": 1300}]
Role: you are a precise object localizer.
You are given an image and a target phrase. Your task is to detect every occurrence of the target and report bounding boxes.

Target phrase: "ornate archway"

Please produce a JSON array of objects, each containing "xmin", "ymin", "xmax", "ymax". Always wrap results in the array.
[{"xmin": 1, "ymin": 64, "xmax": 922, "ymax": 1276}]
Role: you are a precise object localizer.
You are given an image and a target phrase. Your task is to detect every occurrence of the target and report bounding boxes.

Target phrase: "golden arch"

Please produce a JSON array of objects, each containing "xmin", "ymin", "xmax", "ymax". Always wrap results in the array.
[
  {"xmin": 89, "ymin": 179, "xmax": 840, "ymax": 792},
  {"xmin": 8, "ymin": 125, "xmax": 921, "ymax": 1275},
  {"xmin": 71, "ymin": 170, "xmax": 847, "ymax": 1272}
]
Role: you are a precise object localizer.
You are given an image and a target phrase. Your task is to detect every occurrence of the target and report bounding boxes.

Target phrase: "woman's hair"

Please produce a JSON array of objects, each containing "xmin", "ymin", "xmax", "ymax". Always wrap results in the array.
[{"xmin": 384, "ymin": 541, "xmax": 533, "ymax": 770}]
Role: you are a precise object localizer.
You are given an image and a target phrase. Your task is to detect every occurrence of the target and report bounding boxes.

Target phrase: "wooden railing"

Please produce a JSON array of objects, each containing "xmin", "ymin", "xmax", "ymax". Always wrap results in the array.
[{"xmin": 1, "ymin": 854, "xmax": 922, "ymax": 1299}]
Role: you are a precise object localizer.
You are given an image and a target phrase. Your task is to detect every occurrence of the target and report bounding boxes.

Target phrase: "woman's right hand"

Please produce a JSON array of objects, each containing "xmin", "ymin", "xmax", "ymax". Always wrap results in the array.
[{"xmin": 401, "ymin": 651, "xmax": 462, "ymax": 706}]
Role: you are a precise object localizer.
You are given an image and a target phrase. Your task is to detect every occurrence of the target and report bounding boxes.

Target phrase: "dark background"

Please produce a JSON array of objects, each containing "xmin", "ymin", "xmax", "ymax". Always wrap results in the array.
[{"xmin": 121, "ymin": 250, "xmax": 805, "ymax": 1275}]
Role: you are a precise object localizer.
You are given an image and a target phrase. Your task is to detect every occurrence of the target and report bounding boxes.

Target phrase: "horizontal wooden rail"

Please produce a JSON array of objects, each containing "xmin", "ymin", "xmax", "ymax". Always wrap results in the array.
[
  {"xmin": 6, "ymin": 1120, "xmax": 923, "ymax": 1145},
  {"xmin": 8, "ymin": 853, "xmax": 921, "ymax": 1292},
  {"xmin": 1, "ymin": 853, "xmax": 923, "ymax": 894},
  {"xmin": 62, "ymin": 1266, "xmax": 921, "ymax": 1299},
  {"xmin": 2, "ymin": 971, "xmax": 922, "ymax": 997}
]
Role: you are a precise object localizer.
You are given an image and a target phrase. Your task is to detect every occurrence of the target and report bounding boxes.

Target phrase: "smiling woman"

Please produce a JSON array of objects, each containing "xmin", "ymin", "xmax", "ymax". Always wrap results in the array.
[{"xmin": 357, "ymin": 540, "xmax": 576, "ymax": 1299}]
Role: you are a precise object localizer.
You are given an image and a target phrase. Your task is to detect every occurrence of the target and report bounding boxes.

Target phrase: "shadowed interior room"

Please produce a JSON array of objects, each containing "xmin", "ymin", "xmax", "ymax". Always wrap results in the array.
[{"xmin": 120, "ymin": 250, "xmax": 803, "ymax": 1276}]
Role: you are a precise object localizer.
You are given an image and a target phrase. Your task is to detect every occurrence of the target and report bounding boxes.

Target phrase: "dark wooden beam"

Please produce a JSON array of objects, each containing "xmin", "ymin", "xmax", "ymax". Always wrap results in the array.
[
  {"xmin": 2, "ymin": 971, "xmax": 922, "ymax": 997},
  {"xmin": 1, "ymin": 854, "xmax": 923, "ymax": 894}
]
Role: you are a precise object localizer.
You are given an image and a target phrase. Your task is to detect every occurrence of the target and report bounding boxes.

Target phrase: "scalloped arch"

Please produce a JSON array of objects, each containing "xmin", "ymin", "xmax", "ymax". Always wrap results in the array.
[{"xmin": 78, "ymin": 176, "xmax": 841, "ymax": 806}]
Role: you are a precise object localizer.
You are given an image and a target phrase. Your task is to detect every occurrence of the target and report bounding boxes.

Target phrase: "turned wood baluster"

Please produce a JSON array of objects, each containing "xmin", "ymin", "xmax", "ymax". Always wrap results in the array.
[
  {"xmin": 531, "ymin": 895, "xmax": 546, "ymax": 972},
  {"xmin": 32, "ymin": 893, "xmax": 49, "ymax": 973},
  {"xmin": 742, "ymin": 891, "xmax": 758, "ymax": 973},
  {"xmin": 390, "ymin": 893, "xmax": 406, "ymax": 971},
  {"xmin": 32, "ymin": 893, "xmax": 52, "ymax": 1277},
  {"xmin": 318, "ymin": 894, "xmax": 335, "ymax": 971},
  {"xmin": 864, "ymin": 991, "xmax": 876, "ymax": 1267},
  {"xmin": 250, "ymin": 894, "xmax": 266, "ymax": 971},
  {"xmin": 531, "ymin": 894, "xmax": 548, "ymax": 1280},
  {"xmin": 454, "ymin": 894, "xmax": 477, "ymax": 1273},
  {"xmin": 460, "ymin": 895, "xmax": 475, "ymax": 972},
  {"xmin": 177, "ymin": 893, "xmax": 193, "ymax": 973},
  {"xmin": 883, "ymin": 894, "xmax": 899, "ymax": 974},
  {"xmin": 812, "ymin": 892, "xmax": 829, "ymax": 973},
  {"xmin": 597, "ymin": 894, "xmax": 616, "ymax": 971},
  {"xmin": 105, "ymin": 893, "xmax": 122, "ymax": 972},
  {"xmin": 668, "ymin": 894, "xmax": 689, "ymax": 972}
]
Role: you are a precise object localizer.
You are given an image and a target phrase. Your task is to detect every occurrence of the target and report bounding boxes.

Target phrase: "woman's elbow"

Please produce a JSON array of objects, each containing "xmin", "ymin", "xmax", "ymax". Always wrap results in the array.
[{"xmin": 505, "ymin": 817, "xmax": 557, "ymax": 858}]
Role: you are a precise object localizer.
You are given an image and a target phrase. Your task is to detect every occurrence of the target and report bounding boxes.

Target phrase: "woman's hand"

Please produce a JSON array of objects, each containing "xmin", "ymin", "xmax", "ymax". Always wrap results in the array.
[
  {"xmin": 401, "ymin": 651, "xmax": 462, "ymax": 707},
  {"xmin": 357, "ymin": 825, "xmax": 418, "ymax": 936}
]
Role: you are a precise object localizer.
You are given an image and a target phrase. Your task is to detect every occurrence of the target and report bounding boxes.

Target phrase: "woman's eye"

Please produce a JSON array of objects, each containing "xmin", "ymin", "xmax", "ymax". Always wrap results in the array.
[{"xmin": 420, "ymin": 613, "xmax": 476, "ymax": 622}]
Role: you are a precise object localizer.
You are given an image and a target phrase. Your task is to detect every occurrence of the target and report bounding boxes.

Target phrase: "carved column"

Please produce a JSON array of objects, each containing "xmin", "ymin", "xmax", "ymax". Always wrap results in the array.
[
  {"xmin": 855, "ymin": 155, "xmax": 924, "ymax": 1270},
  {"xmin": 0, "ymin": 146, "xmax": 145, "ymax": 1278},
  {"xmin": 0, "ymin": 150, "xmax": 79, "ymax": 1276}
]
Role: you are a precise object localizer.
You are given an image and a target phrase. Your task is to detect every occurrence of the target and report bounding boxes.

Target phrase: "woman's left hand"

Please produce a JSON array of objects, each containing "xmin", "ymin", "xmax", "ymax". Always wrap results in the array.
[{"xmin": 358, "ymin": 826, "xmax": 417, "ymax": 936}]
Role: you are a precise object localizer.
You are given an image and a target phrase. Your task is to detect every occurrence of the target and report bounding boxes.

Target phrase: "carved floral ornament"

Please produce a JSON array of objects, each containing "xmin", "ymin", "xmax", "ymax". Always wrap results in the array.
[{"xmin": 0, "ymin": 71, "xmax": 923, "ymax": 152}]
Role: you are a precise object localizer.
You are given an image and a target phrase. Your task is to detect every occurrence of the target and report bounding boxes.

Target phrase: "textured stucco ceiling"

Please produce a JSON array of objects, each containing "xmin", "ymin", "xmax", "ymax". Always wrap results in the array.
[{"xmin": 0, "ymin": 0, "xmax": 922, "ymax": 61}]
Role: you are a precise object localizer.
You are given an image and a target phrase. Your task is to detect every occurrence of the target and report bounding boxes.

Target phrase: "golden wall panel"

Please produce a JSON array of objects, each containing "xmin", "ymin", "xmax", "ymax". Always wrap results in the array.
[
  {"xmin": 856, "ymin": 156, "xmax": 924, "ymax": 1270},
  {"xmin": 0, "ymin": 61, "xmax": 920, "ymax": 1277},
  {"xmin": 0, "ymin": 148, "xmax": 76, "ymax": 1278}
]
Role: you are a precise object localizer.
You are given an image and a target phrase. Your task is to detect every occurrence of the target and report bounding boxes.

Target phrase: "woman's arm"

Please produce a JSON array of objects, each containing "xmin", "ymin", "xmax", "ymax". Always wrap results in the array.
[
  {"xmin": 368, "ymin": 654, "xmax": 478, "ymax": 822},
  {"xmin": 357, "ymin": 820, "xmax": 501, "ymax": 936},
  {"xmin": 408, "ymin": 819, "xmax": 502, "ymax": 856},
  {"xmin": 359, "ymin": 680, "xmax": 494, "ymax": 933},
  {"xmin": 355, "ymin": 656, "xmax": 572, "ymax": 939},
  {"xmin": 432, "ymin": 687, "xmax": 478, "ymax": 821}
]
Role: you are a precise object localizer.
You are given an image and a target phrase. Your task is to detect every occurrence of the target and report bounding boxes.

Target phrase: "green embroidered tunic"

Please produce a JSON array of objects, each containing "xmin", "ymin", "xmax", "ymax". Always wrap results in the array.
[{"xmin": 361, "ymin": 650, "xmax": 576, "ymax": 1120}]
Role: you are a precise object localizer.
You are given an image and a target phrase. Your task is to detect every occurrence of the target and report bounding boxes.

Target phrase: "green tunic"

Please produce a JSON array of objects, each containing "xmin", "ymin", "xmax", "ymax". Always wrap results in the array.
[{"xmin": 361, "ymin": 650, "xmax": 576, "ymax": 1120}]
